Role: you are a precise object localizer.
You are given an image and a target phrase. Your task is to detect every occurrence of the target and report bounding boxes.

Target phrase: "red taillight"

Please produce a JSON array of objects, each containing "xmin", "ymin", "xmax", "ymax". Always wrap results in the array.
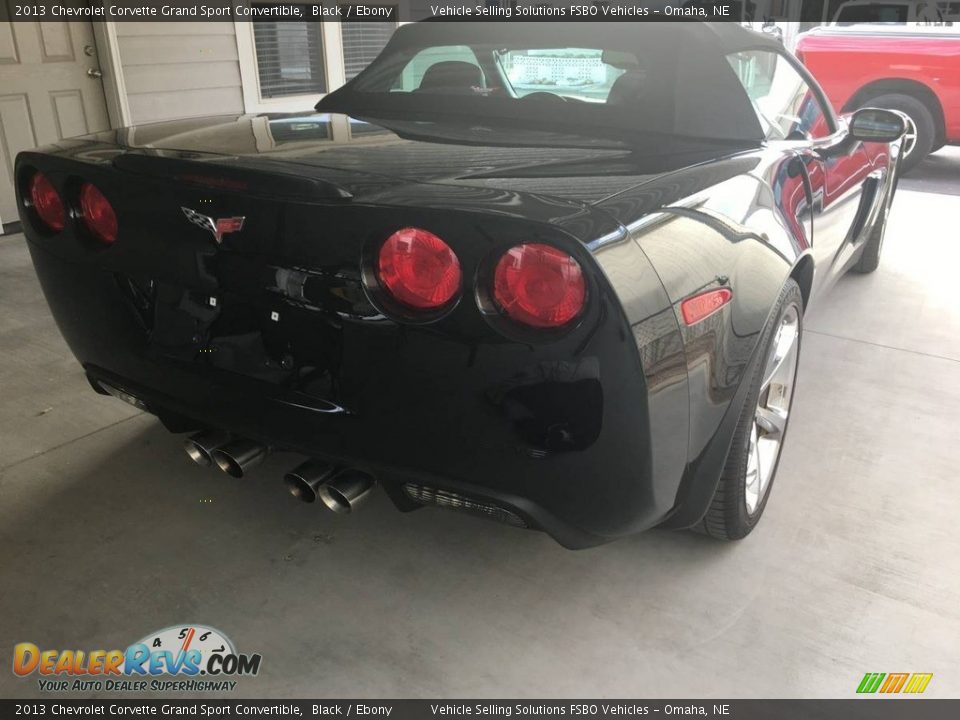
[
  {"xmin": 376, "ymin": 227, "xmax": 461, "ymax": 310},
  {"xmin": 493, "ymin": 243, "xmax": 586, "ymax": 329},
  {"xmin": 79, "ymin": 182, "xmax": 117, "ymax": 245},
  {"xmin": 680, "ymin": 288, "xmax": 732, "ymax": 326},
  {"xmin": 28, "ymin": 172, "xmax": 65, "ymax": 232}
]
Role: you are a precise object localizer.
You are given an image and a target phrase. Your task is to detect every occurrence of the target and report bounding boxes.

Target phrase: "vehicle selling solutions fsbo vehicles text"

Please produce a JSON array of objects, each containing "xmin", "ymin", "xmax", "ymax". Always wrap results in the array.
[{"xmin": 427, "ymin": 5, "xmax": 731, "ymax": 18}]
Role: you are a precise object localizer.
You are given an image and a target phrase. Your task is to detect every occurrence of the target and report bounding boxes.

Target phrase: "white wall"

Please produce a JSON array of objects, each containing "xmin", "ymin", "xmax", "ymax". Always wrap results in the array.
[{"xmin": 114, "ymin": 22, "xmax": 245, "ymax": 124}]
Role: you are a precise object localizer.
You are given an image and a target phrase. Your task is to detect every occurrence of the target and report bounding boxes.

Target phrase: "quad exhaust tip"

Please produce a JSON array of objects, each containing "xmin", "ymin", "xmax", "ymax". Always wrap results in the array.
[
  {"xmin": 317, "ymin": 471, "xmax": 376, "ymax": 514},
  {"xmin": 187, "ymin": 431, "xmax": 373, "ymax": 509},
  {"xmin": 211, "ymin": 438, "xmax": 269, "ymax": 478},
  {"xmin": 184, "ymin": 430, "xmax": 231, "ymax": 468},
  {"xmin": 284, "ymin": 460, "xmax": 339, "ymax": 503},
  {"xmin": 284, "ymin": 461, "xmax": 376, "ymax": 513}
]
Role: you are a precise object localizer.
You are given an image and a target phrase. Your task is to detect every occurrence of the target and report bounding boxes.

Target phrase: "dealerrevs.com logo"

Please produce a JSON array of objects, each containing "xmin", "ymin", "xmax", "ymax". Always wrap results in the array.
[{"xmin": 13, "ymin": 625, "xmax": 262, "ymax": 693}]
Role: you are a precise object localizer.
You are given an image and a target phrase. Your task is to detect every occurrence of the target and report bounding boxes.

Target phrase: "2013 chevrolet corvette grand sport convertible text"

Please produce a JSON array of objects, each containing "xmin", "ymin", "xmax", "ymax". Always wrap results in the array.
[{"xmin": 16, "ymin": 22, "xmax": 905, "ymax": 548}]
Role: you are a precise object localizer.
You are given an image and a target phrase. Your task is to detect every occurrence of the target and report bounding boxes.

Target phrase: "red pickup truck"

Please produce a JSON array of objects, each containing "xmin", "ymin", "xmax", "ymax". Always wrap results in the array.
[{"xmin": 796, "ymin": 26, "xmax": 960, "ymax": 171}]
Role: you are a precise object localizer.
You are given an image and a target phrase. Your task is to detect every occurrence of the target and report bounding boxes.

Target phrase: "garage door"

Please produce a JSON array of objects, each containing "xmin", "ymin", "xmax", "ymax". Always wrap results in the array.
[{"xmin": 0, "ymin": 21, "xmax": 110, "ymax": 225}]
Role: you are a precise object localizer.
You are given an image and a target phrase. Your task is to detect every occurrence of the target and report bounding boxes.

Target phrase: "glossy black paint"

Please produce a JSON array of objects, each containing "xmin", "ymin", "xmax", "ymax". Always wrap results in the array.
[{"xmin": 16, "ymin": 103, "xmax": 897, "ymax": 547}]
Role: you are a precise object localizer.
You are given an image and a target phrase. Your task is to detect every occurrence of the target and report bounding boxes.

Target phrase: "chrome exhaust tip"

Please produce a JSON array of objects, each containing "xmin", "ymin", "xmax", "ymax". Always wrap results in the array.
[
  {"xmin": 284, "ymin": 460, "xmax": 339, "ymax": 503},
  {"xmin": 184, "ymin": 430, "xmax": 231, "ymax": 468},
  {"xmin": 211, "ymin": 439, "xmax": 268, "ymax": 478},
  {"xmin": 317, "ymin": 471, "xmax": 376, "ymax": 514}
]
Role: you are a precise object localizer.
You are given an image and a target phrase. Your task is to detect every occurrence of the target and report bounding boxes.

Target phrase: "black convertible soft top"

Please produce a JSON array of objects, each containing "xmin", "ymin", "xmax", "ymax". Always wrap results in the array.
[
  {"xmin": 389, "ymin": 21, "xmax": 783, "ymax": 54},
  {"xmin": 317, "ymin": 22, "xmax": 775, "ymax": 145}
]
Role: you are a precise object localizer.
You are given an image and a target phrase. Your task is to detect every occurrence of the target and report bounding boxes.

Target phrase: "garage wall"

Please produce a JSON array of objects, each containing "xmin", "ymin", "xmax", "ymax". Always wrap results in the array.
[{"xmin": 115, "ymin": 22, "xmax": 244, "ymax": 125}]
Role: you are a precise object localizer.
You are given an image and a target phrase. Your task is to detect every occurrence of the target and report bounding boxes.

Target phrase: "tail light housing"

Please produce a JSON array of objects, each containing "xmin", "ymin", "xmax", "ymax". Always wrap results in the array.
[
  {"xmin": 79, "ymin": 182, "xmax": 118, "ymax": 245},
  {"xmin": 376, "ymin": 227, "xmax": 461, "ymax": 310},
  {"xmin": 27, "ymin": 172, "xmax": 65, "ymax": 232},
  {"xmin": 492, "ymin": 243, "xmax": 586, "ymax": 329}
]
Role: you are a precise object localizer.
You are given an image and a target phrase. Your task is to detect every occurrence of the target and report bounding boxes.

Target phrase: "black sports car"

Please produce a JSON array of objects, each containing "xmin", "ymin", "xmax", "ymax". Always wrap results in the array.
[{"xmin": 16, "ymin": 23, "xmax": 904, "ymax": 547}]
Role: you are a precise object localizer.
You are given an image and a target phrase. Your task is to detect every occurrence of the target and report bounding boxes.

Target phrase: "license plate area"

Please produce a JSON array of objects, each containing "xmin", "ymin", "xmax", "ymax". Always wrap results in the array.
[{"xmin": 143, "ymin": 280, "xmax": 343, "ymax": 391}]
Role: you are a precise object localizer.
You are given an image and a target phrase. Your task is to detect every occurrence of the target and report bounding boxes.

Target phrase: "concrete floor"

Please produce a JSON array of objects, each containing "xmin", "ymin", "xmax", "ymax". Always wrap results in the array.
[{"xmin": 2, "ymin": 148, "xmax": 959, "ymax": 699}]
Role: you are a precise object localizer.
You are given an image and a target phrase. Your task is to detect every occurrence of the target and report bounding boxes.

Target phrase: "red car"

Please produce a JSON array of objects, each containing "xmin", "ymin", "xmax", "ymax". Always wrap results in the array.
[{"xmin": 796, "ymin": 25, "xmax": 960, "ymax": 171}]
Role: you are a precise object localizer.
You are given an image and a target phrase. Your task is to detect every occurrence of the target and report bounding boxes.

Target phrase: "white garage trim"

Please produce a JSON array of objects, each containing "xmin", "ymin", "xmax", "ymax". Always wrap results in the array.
[{"xmin": 92, "ymin": 22, "xmax": 132, "ymax": 128}]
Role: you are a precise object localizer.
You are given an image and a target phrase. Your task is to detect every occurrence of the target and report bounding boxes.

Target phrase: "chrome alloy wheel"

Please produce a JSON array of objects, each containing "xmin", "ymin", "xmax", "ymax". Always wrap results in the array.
[
  {"xmin": 901, "ymin": 113, "xmax": 918, "ymax": 160},
  {"xmin": 744, "ymin": 303, "xmax": 801, "ymax": 516}
]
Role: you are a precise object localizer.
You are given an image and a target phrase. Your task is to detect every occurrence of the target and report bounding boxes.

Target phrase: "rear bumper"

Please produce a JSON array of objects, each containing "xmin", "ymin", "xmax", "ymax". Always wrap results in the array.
[{"xmin": 27, "ymin": 231, "xmax": 673, "ymax": 548}]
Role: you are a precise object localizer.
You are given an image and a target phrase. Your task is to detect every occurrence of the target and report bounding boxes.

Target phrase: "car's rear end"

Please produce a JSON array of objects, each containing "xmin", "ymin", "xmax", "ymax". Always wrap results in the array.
[{"xmin": 16, "ymin": 141, "xmax": 667, "ymax": 548}]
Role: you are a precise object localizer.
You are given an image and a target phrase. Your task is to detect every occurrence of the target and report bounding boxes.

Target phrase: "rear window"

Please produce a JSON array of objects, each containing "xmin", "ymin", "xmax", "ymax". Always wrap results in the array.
[
  {"xmin": 495, "ymin": 48, "xmax": 629, "ymax": 103},
  {"xmin": 369, "ymin": 43, "xmax": 638, "ymax": 105},
  {"xmin": 324, "ymin": 24, "xmax": 770, "ymax": 146}
]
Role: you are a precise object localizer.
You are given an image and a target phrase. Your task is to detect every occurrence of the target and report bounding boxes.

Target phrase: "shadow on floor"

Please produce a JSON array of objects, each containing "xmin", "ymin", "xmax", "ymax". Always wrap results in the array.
[
  {"xmin": 899, "ymin": 146, "xmax": 960, "ymax": 197},
  {"xmin": 2, "ymin": 417, "xmax": 743, "ymax": 697}
]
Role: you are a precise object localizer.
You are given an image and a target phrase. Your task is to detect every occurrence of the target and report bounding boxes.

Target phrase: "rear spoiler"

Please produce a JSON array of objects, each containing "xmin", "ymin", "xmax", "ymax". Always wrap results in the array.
[{"xmin": 113, "ymin": 151, "xmax": 353, "ymax": 201}]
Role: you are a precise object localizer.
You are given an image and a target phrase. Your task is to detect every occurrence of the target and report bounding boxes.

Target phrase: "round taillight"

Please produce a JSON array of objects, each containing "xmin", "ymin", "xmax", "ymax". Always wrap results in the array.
[
  {"xmin": 79, "ymin": 182, "xmax": 118, "ymax": 245},
  {"xmin": 28, "ymin": 172, "xmax": 65, "ymax": 232},
  {"xmin": 493, "ymin": 243, "xmax": 586, "ymax": 329},
  {"xmin": 376, "ymin": 227, "xmax": 461, "ymax": 310}
]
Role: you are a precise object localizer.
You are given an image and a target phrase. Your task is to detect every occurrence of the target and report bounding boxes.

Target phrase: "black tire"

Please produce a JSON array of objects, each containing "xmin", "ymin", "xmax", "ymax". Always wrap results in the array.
[
  {"xmin": 852, "ymin": 156, "xmax": 898, "ymax": 274},
  {"xmin": 698, "ymin": 280, "xmax": 804, "ymax": 541},
  {"xmin": 861, "ymin": 93, "xmax": 935, "ymax": 174}
]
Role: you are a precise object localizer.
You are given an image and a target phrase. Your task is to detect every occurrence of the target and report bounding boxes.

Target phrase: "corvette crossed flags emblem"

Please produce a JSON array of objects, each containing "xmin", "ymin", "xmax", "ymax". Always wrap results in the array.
[{"xmin": 181, "ymin": 206, "xmax": 245, "ymax": 245}]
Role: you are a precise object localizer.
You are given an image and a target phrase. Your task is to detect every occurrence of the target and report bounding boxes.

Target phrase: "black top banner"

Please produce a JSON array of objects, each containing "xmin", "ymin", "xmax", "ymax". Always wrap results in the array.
[
  {"xmin": 0, "ymin": 2, "xmax": 729, "ymax": 23},
  {"xmin": 0, "ymin": 0, "xmax": 940, "ymax": 23},
  {"xmin": 2, "ymin": 700, "xmax": 960, "ymax": 719}
]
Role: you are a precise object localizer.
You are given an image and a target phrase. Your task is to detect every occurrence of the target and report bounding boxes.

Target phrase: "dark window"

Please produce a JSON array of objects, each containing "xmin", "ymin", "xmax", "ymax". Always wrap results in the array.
[
  {"xmin": 252, "ymin": 11, "xmax": 327, "ymax": 98},
  {"xmin": 341, "ymin": 20, "xmax": 397, "ymax": 82}
]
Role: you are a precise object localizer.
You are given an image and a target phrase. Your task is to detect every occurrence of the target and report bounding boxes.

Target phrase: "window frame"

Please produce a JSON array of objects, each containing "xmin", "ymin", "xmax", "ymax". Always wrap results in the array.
[
  {"xmin": 236, "ymin": 4, "xmax": 343, "ymax": 113},
  {"xmin": 728, "ymin": 46, "xmax": 839, "ymax": 143},
  {"xmin": 235, "ymin": 2, "xmax": 402, "ymax": 114},
  {"xmin": 775, "ymin": 47, "xmax": 859, "ymax": 156}
]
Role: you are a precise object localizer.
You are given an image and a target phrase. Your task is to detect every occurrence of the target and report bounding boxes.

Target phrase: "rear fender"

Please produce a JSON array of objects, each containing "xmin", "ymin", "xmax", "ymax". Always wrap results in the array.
[{"xmin": 597, "ymin": 153, "xmax": 805, "ymax": 528}]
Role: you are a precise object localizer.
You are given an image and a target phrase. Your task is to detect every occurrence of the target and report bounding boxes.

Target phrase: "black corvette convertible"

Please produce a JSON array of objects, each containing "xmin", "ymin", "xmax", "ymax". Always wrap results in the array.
[{"xmin": 16, "ymin": 22, "xmax": 904, "ymax": 548}]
